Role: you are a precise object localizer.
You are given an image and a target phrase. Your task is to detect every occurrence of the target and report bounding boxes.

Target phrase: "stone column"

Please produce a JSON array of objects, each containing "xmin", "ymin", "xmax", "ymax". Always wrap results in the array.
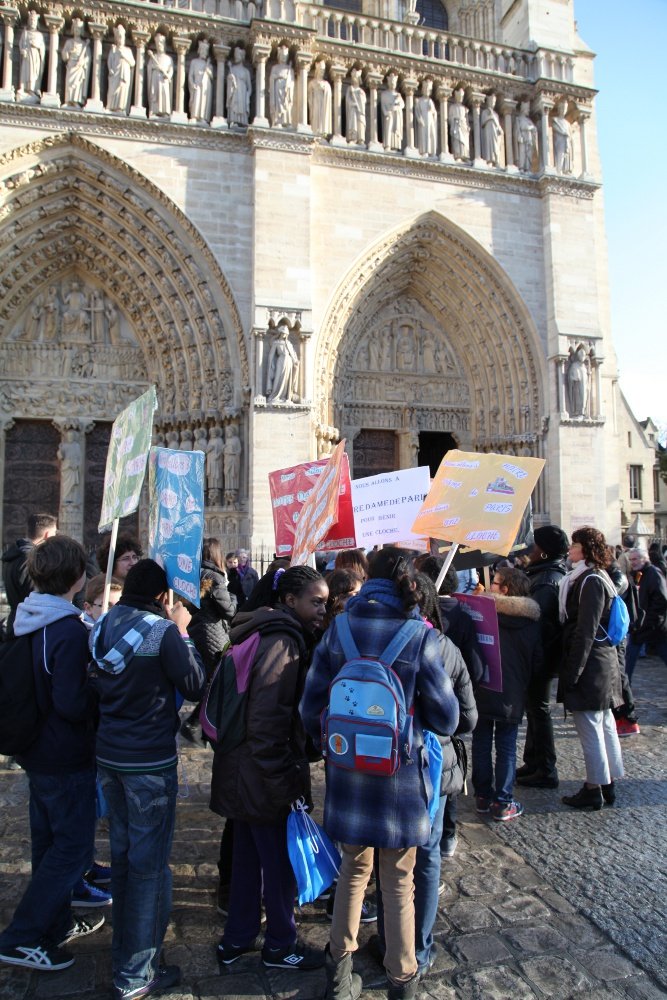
[
  {"xmin": 84, "ymin": 22, "xmax": 106, "ymax": 113},
  {"xmin": 578, "ymin": 108, "xmax": 591, "ymax": 178},
  {"xmin": 41, "ymin": 13, "xmax": 64, "ymax": 108},
  {"xmin": 330, "ymin": 63, "xmax": 346, "ymax": 146},
  {"xmin": 0, "ymin": 10, "xmax": 18, "ymax": 102},
  {"xmin": 253, "ymin": 328, "xmax": 267, "ymax": 404},
  {"xmin": 502, "ymin": 96, "xmax": 518, "ymax": 172},
  {"xmin": 171, "ymin": 35, "xmax": 189, "ymax": 124},
  {"xmin": 403, "ymin": 77, "xmax": 418, "ymax": 158},
  {"xmin": 298, "ymin": 330, "xmax": 312, "ymax": 402},
  {"xmin": 471, "ymin": 91, "xmax": 485, "ymax": 167},
  {"xmin": 436, "ymin": 83, "xmax": 453, "ymax": 162},
  {"xmin": 211, "ymin": 42, "xmax": 230, "ymax": 129},
  {"xmin": 129, "ymin": 29, "xmax": 149, "ymax": 118},
  {"xmin": 295, "ymin": 52, "xmax": 311, "ymax": 133},
  {"xmin": 252, "ymin": 44, "xmax": 269, "ymax": 127},
  {"xmin": 536, "ymin": 94, "xmax": 554, "ymax": 173},
  {"xmin": 366, "ymin": 71, "xmax": 383, "ymax": 152},
  {"xmin": 0, "ymin": 418, "xmax": 15, "ymax": 554}
]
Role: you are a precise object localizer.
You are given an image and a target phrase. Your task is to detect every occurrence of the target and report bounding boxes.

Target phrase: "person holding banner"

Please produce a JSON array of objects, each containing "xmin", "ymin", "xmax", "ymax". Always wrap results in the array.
[
  {"xmin": 472, "ymin": 567, "xmax": 542, "ymax": 822},
  {"xmin": 558, "ymin": 528, "xmax": 625, "ymax": 811},
  {"xmin": 96, "ymin": 534, "xmax": 141, "ymax": 582}
]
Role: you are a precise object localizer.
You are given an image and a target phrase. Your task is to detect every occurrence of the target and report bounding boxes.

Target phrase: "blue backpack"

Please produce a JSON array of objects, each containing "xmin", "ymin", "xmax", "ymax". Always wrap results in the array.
[
  {"xmin": 581, "ymin": 573, "xmax": 630, "ymax": 647},
  {"xmin": 321, "ymin": 614, "xmax": 422, "ymax": 776}
]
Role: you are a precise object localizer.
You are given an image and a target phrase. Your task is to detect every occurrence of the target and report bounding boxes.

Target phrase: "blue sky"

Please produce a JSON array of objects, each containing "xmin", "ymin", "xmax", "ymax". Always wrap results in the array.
[{"xmin": 574, "ymin": 0, "xmax": 667, "ymax": 433}]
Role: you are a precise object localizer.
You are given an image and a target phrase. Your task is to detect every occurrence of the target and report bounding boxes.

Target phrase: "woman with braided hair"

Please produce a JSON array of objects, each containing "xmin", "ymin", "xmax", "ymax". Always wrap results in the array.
[{"xmin": 211, "ymin": 565, "xmax": 328, "ymax": 972}]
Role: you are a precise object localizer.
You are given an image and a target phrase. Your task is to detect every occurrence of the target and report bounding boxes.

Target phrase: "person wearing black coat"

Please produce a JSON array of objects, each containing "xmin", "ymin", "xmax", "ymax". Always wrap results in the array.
[
  {"xmin": 625, "ymin": 547, "xmax": 667, "ymax": 680},
  {"xmin": 558, "ymin": 527, "xmax": 624, "ymax": 811},
  {"xmin": 472, "ymin": 567, "xmax": 542, "ymax": 822},
  {"xmin": 516, "ymin": 525, "xmax": 568, "ymax": 789}
]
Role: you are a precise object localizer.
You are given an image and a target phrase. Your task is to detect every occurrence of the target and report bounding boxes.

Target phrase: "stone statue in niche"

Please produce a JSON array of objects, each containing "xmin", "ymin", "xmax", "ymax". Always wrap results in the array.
[
  {"xmin": 223, "ymin": 424, "xmax": 242, "ymax": 501},
  {"xmin": 106, "ymin": 24, "xmax": 135, "ymax": 114},
  {"xmin": 188, "ymin": 39, "xmax": 214, "ymax": 123},
  {"xmin": 308, "ymin": 59, "xmax": 332, "ymax": 136},
  {"xmin": 58, "ymin": 428, "xmax": 82, "ymax": 504},
  {"xmin": 90, "ymin": 290, "xmax": 106, "ymax": 343},
  {"xmin": 148, "ymin": 33, "xmax": 173, "ymax": 118},
  {"xmin": 481, "ymin": 93, "xmax": 503, "ymax": 166},
  {"xmin": 345, "ymin": 68, "xmax": 366, "ymax": 145},
  {"xmin": 414, "ymin": 79, "xmax": 437, "ymax": 157},
  {"xmin": 227, "ymin": 46, "xmax": 252, "ymax": 126},
  {"xmin": 105, "ymin": 300, "xmax": 121, "ymax": 345},
  {"xmin": 368, "ymin": 334, "xmax": 381, "ymax": 371},
  {"xmin": 516, "ymin": 100, "xmax": 537, "ymax": 172},
  {"xmin": 266, "ymin": 322, "xmax": 299, "ymax": 403},
  {"xmin": 565, "ymin": 345, "xmax": 590, "ymax": 417},
  {"xmin": 419, "ymin": 331, "xmax": 440, "ymax": 373},
  {"xmin": 206, "ymin": 426, "xmax": 224, "ymax": 504},
  {"xmin": 166, "ymin": 429, "xmax": 180, "ymax": 449},
  {"xmin": 180, "ymin": 428, "xmax": 193, "ymax": 450},
  {"xmin": 381, "ymin": 72, "xmax": 404, "ymax": 151},
  {"xmin": 396, "ymin": 326, "xmax": 415, "ymax": 371},
  {"xmin": 552, "ymin": 99, "xmax": 572, "ymax": 174},
  {"xmin": 17, "ymin": 10, "xmax": 45, "ymax": 103},
  {"xmin": 43, "ymin": 286, "xmax": 59, "ymax": 341},
  {"xmin": 62, "ymin": 281, "xmax": 89, "ymax": 341},
  {"xmin": 269, "ymin": 45, "xmax": 294, "ymax": 128},
  {"xmin": 448, "ymin": 87, "xmax": 470, "ymax": 161},
  {"xmin": 62, "ymin": 19, "xmax": 91, "ymax": 107},
  {"xmin": 23, "ymin": 295, "xmax": 43, "ymax": 341}
]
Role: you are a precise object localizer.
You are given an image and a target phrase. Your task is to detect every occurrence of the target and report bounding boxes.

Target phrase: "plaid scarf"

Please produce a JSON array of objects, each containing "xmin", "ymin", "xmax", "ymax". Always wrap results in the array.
[{"xmin": 91, "ymin": 609, "xmax": 162, "ymax": 675}]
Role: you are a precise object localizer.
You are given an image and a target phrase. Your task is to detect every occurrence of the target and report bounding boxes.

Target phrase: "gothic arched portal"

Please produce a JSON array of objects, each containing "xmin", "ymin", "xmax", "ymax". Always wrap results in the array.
[{"xmin": 316, "ymin": 211, "xmax": 547, "ymax": 506}]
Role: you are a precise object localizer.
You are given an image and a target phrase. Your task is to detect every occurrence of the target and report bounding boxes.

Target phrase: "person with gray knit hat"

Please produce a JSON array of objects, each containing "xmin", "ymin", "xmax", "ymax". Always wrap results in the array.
[{"xmin": 516, "ymin": 525, "xmax": 569, "ymax": 788}]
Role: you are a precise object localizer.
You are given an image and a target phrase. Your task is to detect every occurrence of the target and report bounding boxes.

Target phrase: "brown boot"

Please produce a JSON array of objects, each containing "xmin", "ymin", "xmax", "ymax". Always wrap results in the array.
[{"xmin": 325, "ymin": 945, "xmax": 362, "ymax": 1000}]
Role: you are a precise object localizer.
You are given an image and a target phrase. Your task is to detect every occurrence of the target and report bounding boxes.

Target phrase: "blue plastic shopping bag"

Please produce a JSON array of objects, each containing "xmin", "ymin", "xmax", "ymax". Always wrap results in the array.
[
  {"xmin": 423, "ymin": 730, "xmax": 443, "ymax": 824},
  {"xmin": 287, "ymin": 798, "xmax": 341, "ymax": 905}
]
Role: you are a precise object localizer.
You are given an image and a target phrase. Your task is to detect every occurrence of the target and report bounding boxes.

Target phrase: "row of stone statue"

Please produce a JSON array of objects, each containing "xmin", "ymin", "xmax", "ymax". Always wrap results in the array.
[
  {"xmin": 156, "ymin": 424, "xmax": 242, "ymax": 505},
  {"xmin": 16, "ymin": 280, "xmax": 126, "ymax": 346},
  {"xmin": 4, "ymin": 14, "xmax": 578, "ymax": 172}
]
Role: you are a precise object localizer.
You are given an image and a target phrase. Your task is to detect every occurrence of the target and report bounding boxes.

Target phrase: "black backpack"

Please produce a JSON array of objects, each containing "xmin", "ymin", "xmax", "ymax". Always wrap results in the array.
[{"xmin": 0, "ymin": 631, "xmax": 45, "ymax": 756}]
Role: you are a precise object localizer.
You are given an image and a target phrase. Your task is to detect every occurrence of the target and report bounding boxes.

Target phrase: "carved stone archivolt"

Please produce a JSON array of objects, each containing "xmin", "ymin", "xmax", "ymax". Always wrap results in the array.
[
  {"xmin": 316, "ymin": 211, "xmax": 545, "ymax": 458},
  {"xmin": 0, "ymin": 133, "xmax": 249, "ymax": 431}
]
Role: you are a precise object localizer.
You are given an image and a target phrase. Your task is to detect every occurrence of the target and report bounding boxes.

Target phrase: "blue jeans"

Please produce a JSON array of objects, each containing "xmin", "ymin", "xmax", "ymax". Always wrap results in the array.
[
  {"xmin": 0, "ymin": 767, "xmax": 95, "ymax": 948},
  {"xmin": 625, "ymin": 636, "xmax": 667, "ymax": 681},
  {"xmin": 375, "ymin": 795, "xmax": 446, "ymax": 975},
  {"xmin": 472, "ymin": 719, "xmax": 519, "ymax": 804},
  {"xmin": 98, "ymin": 766, "xmax": 178, "ymax": 993}
]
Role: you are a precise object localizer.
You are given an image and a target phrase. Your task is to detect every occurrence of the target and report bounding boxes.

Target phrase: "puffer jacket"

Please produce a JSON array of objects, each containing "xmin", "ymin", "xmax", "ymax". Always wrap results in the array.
[
  {"xmin": 474, "ymin": 593, "xmax": 542, "ymax": 724},
  {"xmin": 187, "ymin": 561, "xmax": 237, "ymax": 675},
  {"xmin": 210, "ymin": 606, "xmax": 313, "ymax": 825},
  {"xmin": 523, "ymin": 557, "xmax": 566, "ymax": 676},
  {"xmin": 435, "ymin": 631, "xmax": 477, "ymax": 796},
  {"xmin": 558, "ymin": 568, "xmax": 623, "ymax": 712}
]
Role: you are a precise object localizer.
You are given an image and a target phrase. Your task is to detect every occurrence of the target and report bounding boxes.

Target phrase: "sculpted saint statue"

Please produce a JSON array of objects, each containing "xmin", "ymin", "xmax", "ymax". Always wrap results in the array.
[
  {"xmin": 480, "ymin": 93, "xmax": 503, "ymax": 166},
  {"xmin": 189, "ymin": 39, "xmax": 213, "ymax": 123},
  {"xmin": 266, "ymin": 322, "xmax": 299, "ymax": 403},
  {"xmin": 18, "ymin": 10, "xmax": 45, "ymax": 102},
  {"xmin": 104, "ymin": 300, "xmax": 121, "ymax": 345},
  {"xmin": 206, "ymin": 426, "xmax": 224, "ymax": 501},
  {"xmin": 381, "ymin": 72, "xmax": 404, "ymax": 151},
  {"xmin": 227, "ymin": 46, "xmax": 251, "ymax": 126},
  {"xmin": 62, "ymin": 282, "xmax": 89, "ymax": 341},
  {"xmin": 58, "ymin": 429, "xmax": 82, "ymax": 504},
  {"xmin": 106, "ymin": 24, "xmax": 135, "ymax": 114},
  {"xmin": 308, "ymin": 59, "xmax": 332, "ymax": 136},
  {"xmin": 148, "ymin": 34, "xmax": 173, "ymax": 117},
  {"xmin": 43, "ymin": 286, "xmax": 59, "ymax": 341},
  {"xmin": 414, "ymin": 78, "xmax": 437, "ymax": 157},
  {"xmin": 566, "ymin": 346, "xmax": 589, "ymax": 417},
  {"xmin": 345, "ymin": 68, "xmax": 366, "ymax": 145},
  {"xmin": 448, "ymin": 87, "xmax": 470, "ymax": 161},
  {"xmin": 269, "ymin": 46, "xmax": 294, "ymax": 128},
  {"xmin": 223, "ymin": 425, "xmax": 242, "ymax": 497},
  {"xmin": 516, "ymin": 100, "xmax": 538, "ymax": 172},
  {"xmin": 552, "ymin": 99, "xmax": 573, "ymax": 174},
  {"xmin": 62, "ymin": 19, "xmax": 91, "ymax": 107}
]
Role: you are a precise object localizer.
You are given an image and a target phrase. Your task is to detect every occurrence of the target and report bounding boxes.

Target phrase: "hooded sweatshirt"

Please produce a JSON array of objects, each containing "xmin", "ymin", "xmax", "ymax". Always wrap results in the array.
[
  {"xmin": 14, "ymin": 592, "xmax": 96, "ymax": 774},
  {"xmin": 90, "ymin": 598, "xmax": 205, "ymax": 772}
]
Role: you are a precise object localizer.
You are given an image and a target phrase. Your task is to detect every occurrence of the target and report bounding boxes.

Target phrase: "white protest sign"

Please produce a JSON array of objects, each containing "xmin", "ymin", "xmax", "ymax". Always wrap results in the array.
[{"xmin": 351, "ymin": 467, "xmax": 431, "ymax": 549}]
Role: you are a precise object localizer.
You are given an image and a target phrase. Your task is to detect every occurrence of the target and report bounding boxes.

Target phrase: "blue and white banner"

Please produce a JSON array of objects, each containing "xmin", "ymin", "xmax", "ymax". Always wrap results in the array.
[{"xmin": 148, "ymin": 447, "xmax": 205, "ymax": 607}]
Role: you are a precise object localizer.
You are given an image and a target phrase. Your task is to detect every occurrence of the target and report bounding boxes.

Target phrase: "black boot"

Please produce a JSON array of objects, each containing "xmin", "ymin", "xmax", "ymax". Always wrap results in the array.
[
  {"xmin": 325, "ymin": 945, "xmax": 362, "ymax": 1000},
  {"xmin": 387, "ymin": 972, "xmax": 420, "ymax": 999},
  {"xmin": 601, "ymin": 781, "xmax": 616, "ymax": 805},
  {"xmin": 562, "ymin": 784, "xmax": 603, "ymax": 811}
]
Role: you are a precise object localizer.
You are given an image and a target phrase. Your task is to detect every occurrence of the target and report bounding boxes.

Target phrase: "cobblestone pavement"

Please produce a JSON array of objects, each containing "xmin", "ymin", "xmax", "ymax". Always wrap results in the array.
[{"xmin": 0, "ymin": 655, "xmax": 665, "ymax": 1000}]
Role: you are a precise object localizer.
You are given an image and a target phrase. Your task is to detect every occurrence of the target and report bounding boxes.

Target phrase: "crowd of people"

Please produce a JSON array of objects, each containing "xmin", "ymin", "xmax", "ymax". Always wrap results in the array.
[{"xmin": 0, "ymin": 512, "xmax": 665, "ymax": 1000}]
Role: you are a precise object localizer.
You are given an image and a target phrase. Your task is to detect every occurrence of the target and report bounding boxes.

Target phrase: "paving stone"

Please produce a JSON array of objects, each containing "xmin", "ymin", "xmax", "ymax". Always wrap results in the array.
[
  {"xmin": 450, "ymin": 933, "xmax": 513, "ymax": 965},
  {"xmin": 621, "ymin": 976, "xmax": 667, "ymax": 999},
  {"xmin": 502, "ymin": 923, "xmax": 569, "ymax": 955},
  {"xmin": 457, "ymin": 872, "xmax": 508, "ymax": 897},
  {"xmin": 454, "ymin": 963, "xmax": 535, "ymax": 999},
  {"xmin": 446, "ymin": 899, "xmax": 500, "ymax": 933},
  {"xmin": 265, "ymin": 967, "xmax": 326, "ymax": 998},
  {"xmin": 33, "ymin": 954, "xmax": 97, "ymax": 996},
  {"xmin": 519, "ymin": 955, "xmax": 595, "ymax": 998},
  {"xmin": 489, "ymin": 893, "xmax": 551, "ymax": 924},
  {"xmin": 573, "ymin": 947, "xmax": 639, "ymax": 982},
  {"xmin": 197, "ymin": 972, "xmax": 270, "ymax": 999},
  {"xmin": 553, "ymin": 913, "xmax": 608, "ymax": 948}
]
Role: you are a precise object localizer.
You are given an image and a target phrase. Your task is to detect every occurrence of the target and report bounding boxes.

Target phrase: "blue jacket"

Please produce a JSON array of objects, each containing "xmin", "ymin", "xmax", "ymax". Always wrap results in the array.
[
  {"xmin": 90, "ymin": 598, "xmax": 205, "ymax": 772},
  {"xmin": 300, "ymin": 584, "xmax": 459, "ymax": 849},
  {"xmin": 14, "ymin": 593, "xmax": 96, "ymax": 774}
]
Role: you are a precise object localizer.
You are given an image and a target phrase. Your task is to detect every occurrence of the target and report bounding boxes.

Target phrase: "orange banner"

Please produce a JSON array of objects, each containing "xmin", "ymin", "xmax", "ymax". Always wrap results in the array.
[
  {"xmin": 411, "ymin": 449, "xmax": 545, "ymax": 557},
  {"xmin": 290, "ymin": 440, "xmax": 347, "ymax": 566}
]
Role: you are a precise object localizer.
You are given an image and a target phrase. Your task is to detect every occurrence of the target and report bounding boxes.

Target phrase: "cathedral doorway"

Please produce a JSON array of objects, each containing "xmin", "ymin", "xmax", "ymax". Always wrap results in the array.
[
  {"xmin": 418, "ymin": 432, "xmax": 458, "ymax": 478},
  {"xmin": 352, "ymin": 429, "xmax": 398, "ymax": 480}
]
